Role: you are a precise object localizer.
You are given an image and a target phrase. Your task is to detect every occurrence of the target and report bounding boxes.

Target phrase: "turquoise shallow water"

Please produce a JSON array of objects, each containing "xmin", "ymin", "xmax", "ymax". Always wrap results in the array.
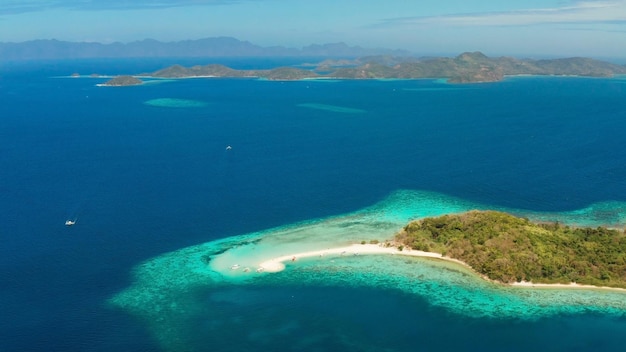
[
  {"xmin": 144, "ymin": 97, "xmax": 209, "ymax": 108},
  {"xmin": 110, "ymin": 190, "xmax": 626, "ymax": 351},
  {"xmin": 297, "ymin": 103, "xmax": 367, "ymax": 114}
]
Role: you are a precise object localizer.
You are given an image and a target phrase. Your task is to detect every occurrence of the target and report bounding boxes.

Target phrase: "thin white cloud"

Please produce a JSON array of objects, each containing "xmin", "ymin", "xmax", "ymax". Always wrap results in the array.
[
  {"xmin": 380, "ymin": 1, "xmax": 626, "ymax": 27},
  {"xmin": 0, "ymin": 0, "xmax": 248, "ymax": 14}
]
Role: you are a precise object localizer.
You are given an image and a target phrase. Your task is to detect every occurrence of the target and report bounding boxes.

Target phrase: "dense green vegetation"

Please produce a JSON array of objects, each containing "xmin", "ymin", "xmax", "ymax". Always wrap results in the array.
[{"xmin": 396, "ymin": 211, "xmax": 626, "ymax": 288}]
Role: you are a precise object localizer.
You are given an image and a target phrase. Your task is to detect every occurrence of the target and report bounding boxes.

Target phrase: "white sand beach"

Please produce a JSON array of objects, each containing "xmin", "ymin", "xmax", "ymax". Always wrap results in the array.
[
  {"xmin": 510, "ymin": 280, "xmax": 626, "ymax": 292},
  {"xmin": 258, "ymin": 243, "xmax": 445, "ymax": 272}
]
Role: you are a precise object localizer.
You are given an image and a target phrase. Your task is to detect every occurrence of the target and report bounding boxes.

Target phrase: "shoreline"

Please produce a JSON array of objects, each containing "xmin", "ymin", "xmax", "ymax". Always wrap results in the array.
[
  {"xmin": 256, "ymin": 243, "xmax": 626, "ymax": 293},
  {"xmin": 257, "ymin": 243, "xmax": 443, "ymax": 272},
  {"xmin": 125, "ymin": 73, "xmax": 617, "ymax": 84},
  {"xmin": 510, "ymin": 281, "xmax": 626, "ymax": 292}
]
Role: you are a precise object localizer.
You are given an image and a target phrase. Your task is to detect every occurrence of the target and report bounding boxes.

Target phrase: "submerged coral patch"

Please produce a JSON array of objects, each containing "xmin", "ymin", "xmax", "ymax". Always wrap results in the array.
[
  {"xmin": 144, "ymin": 98, "xmax": 208, "ymax": 108},
  {"xmin": 297, "ymin": 103, "xmax": 366, "ymax": 114}
]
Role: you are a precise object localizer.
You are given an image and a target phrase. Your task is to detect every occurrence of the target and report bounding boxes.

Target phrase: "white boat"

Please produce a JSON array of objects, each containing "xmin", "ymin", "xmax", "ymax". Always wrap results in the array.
[
  {"xmin": 65, "ymin": 220, "xmax": 75, "ymax": 226},
  {"xmin": 226, "ymin": 145, "xmax": 232, "ymax": 150},
  {"xmin": 231, "ymin": 264, "xmax": 240, "ymax": 270}
]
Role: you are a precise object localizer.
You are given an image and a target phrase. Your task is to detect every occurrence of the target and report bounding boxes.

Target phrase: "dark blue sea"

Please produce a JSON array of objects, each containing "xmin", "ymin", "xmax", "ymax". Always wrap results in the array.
[{"xmin": 2, "ymin": 58, "xmax": 626, "ymax": 351}]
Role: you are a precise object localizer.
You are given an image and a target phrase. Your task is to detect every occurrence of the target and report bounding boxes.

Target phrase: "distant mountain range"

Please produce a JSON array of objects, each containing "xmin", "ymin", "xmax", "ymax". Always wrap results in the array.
[
  {"xmin": 103, "ymin": 51, "xmax": 625, "ymax": 84},
  {"xmin": 0, "ymin": 37, "xmax": 411, "ymax": 61}
]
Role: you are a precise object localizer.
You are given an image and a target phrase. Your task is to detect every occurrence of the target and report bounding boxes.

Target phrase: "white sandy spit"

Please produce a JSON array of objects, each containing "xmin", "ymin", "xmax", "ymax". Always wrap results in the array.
[{"xmin": 257, "ymin": 243, "xmax": 443, "ymax": 272}]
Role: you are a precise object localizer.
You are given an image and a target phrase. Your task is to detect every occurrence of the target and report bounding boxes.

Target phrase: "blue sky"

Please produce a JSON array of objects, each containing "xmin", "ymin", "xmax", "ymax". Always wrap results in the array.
[{"xmin": 1, "ymin": 0, "xmax": 626, "ymax": 57}]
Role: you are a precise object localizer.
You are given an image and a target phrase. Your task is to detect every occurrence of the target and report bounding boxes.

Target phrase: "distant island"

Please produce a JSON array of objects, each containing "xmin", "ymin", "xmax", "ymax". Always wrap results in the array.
[
  {"xmin": 134, "ymin": 51, "xmax": 626, "ymax": 83},
  {"xmin": 101, "ymin": 75, "xmax": 143, "ymax": 86},
  {"xmin": 395, "ymin": 211, "xmax": 626, "ymax": 288},
  {"xmin": 5, "ymin": 37, "xmax": 623, "ymax": 82}
]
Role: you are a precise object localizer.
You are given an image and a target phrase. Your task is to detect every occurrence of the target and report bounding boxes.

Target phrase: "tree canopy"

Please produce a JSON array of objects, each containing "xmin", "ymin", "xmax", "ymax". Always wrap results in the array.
[{"xmin": 396, "ymin": 211, "xmax": 626, "ymax": 288}]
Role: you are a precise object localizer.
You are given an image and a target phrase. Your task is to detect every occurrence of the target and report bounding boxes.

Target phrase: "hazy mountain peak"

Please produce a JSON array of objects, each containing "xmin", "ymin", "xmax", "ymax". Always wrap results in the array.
[{"xmin": 0, "ymin": 37, "xmax": 410, "ymax": 61}]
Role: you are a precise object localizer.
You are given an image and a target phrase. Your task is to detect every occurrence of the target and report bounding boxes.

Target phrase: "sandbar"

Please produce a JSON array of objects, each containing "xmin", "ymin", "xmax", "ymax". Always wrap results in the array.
[
  {"xmin": 257, "ymin": 243, "xmax": 626, "ymax": 293},
  {"xmin": 259, "ymin": 243, "xmax": 455, "ymax": 272}
]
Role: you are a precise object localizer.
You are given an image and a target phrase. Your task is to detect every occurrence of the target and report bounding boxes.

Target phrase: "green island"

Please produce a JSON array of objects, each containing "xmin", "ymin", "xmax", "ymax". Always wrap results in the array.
[
  {"xmin": 102, "ymin": 75, "xmax": 143, "ymax": 86},
  {"xmin": 396, "ymin": 210, "xmax": 626, "ymax": 288},
  {"xmin": 141, "ymin": 51, "xmax": 626, "ymax": 83}
]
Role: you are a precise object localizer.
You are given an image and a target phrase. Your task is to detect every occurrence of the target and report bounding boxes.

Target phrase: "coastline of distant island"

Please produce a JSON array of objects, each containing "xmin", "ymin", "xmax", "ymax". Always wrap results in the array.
[{"xmin": 98, "ymin": 51, "xmax": 626, "ymax": 85}]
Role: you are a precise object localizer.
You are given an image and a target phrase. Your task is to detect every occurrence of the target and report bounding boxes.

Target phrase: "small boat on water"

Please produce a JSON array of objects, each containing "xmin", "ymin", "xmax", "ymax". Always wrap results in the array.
[
  {"xmin": 231, "ymin": 264, "xmax": 240, "ymax": 270},
  {"xmin": 65, "ymin": 220, "xmax": 75, "ymax": 226}
]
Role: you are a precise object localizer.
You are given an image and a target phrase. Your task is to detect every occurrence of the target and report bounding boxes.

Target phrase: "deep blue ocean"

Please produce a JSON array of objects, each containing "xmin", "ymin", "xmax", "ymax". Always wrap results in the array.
[{"xmin": 2, "ymin": 58, "xmax": 626, "ymax": 351}]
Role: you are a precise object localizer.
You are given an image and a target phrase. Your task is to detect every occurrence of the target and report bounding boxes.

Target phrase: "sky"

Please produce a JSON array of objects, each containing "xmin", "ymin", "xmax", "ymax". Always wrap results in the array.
[{"xmin": 1, "ymin": 0, "xmax": 626, "ymax": 58}]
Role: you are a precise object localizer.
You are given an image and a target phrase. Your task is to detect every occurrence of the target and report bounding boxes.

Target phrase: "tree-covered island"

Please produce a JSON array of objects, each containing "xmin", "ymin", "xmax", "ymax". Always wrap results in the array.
[
  {"xmin": 395, "ymin": 211, "xmax": 626, "ymax": 288},
  {"xmin": 140, "ymin": 51, "xmax": 626, "ymax": 83},
  {"xmin": 102, "ymin": 75, "xmax": 143, "ymax": 86}
]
